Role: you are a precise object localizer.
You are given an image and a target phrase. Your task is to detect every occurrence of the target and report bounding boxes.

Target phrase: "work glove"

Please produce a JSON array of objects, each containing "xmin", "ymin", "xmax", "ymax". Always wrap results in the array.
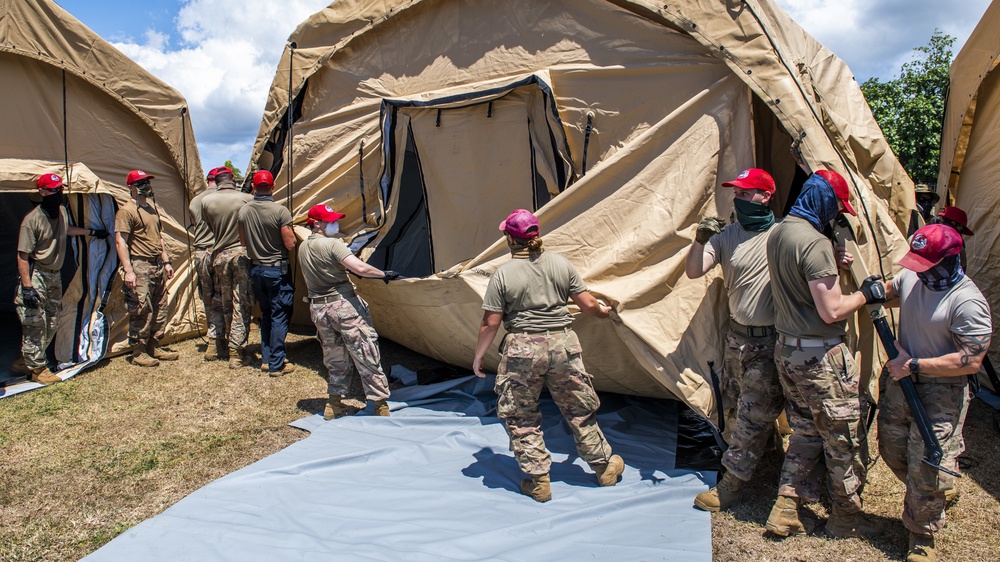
[
  {"xmin": 382, "ymin": 270, "xmax": 401, "ymax": 284},
  {"xmin": 859, "ymin": 274, "xmax": 886, "ymax": 304},
  {"xmin": 20, "ymin": 286, "xmax": 41, "ymax": 309},
  {"xmin": 695, "ymin": 216, "xmax": 727, "ymax": 245},
  {"xmin": 89, "ymin": 229, "xmax": 111, "ymax": 239}
]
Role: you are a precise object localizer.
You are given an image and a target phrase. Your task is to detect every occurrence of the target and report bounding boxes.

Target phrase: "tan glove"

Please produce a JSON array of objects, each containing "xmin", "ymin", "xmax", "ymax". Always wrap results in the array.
[{"xmin": 695, "ymin": 216, "xmax": 727, "ymax": 245}]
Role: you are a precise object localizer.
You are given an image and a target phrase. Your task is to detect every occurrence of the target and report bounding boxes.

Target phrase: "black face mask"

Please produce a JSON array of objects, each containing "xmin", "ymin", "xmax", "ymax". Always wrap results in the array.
[
  {"xmin": 40, "ymin": 190, "xmax": 64, "ymax": 217},
  {"xmin": 916, "ymin": 197, "xmax": 936, "ymax": 220}
]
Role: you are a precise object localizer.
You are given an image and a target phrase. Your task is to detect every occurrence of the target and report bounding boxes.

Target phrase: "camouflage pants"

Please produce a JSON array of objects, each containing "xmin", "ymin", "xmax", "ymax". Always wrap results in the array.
[
  {"xmin": 310, "ymin": 295, "xmax": 390, "ymax": 401},
  {"xmin": 123, "ymin": 260, "xmax": 168, "ymax": 348},
  {"xmin": 15, "ymin": 268, "xmax": 62, "ymax": 370},
  {"xmin": 496, "ymin": 330, "xmax": 614, "ymax": 476},
  {"xmin": 877, "ymin": 372, "xmax": 969, "ymax": 535},
  {"xmin": 194, "ymin": 248, "xmax": 222, "ymax": 339},
  {"xmin": 213, "ymin": 247, "xmax": 250, "ymax": 350},
  {"xmin": 775, "ymin": 339, "xmax": 865, "ymax": 512},
  {"xmin": 721, "ymin": 328, "xmax": 784, "ymax": 481}
]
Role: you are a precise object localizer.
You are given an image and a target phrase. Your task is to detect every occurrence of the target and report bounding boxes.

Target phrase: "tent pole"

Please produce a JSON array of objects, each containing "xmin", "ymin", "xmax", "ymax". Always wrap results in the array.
[
  {"xmin": 286, "ymin": 42, "xmax": 296, "ymax": 211},
  {"xmin": 62, "ymin": 69, "xmax": 70, "ymax": 188},
  {"xmin": 180, "ymin": 106, "xmax": 202, "ymax": 338}
]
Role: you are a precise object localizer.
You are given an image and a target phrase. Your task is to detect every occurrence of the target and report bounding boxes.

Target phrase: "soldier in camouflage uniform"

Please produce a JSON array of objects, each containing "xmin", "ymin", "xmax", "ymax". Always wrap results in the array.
[
  {"xmin": 685, "ymin": 168, "xmax": 783, "ymax": 512},
  {"xmin": 189, "ymin": 167, "xmax": 224, "ymax": 359},
  {"xmin": 200, "ymin": 167, "xmax": 253, "ymax": 368},
  {"xmin": 298, "ymin": 204, "xmax": 400, "ymax": 417},
  {"xmin": 115, "ymin": 170, "xmax": 178, "ymax": 368},
  {"xmin": 473, "ymin": 209, "xmax": 623, "ymax": 503},
  {"xmin": 764, "ymin": 171, "xmax": 886, "ymax": 538},
  {"xmin": 13, "ymin": 173, "xmax": 108, "ymax": 383},
  {"xmin": 878, "ymin": 224, "xmax": 991, "ymax": 562}
]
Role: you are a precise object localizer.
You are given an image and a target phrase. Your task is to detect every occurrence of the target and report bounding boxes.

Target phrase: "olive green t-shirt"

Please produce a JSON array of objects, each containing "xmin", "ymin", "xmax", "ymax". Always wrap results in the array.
[
  {"xmin": 18, "ymin": 206, "xmax": 68, "ymax": 271},
  {"xmin": 767, "ymin": 215, "xmax": 846, "ymax": 339},
  {"xmin": 115, "ymin": 200, "xmax": 163, "ymax": 260},
  {"xmin": 188, "ymin": 187, "xmax": 216, "ymax": 250},
  {"xmin": 482, "ymin": 250, "xmax": 587, "ymax": 332},
  {"xmin": 705, "ymin": 222, "xmax": 775, "ymax": 326},
  {"xmin": 238, "ymin": 199, "xmax": 293, "ymax": 262},
  {"xmin": 201, "ymin": 184, "xmax": 252, "ymax": 252},
  {"xmin": 298, "ymin": 233, "xmax": 356, "ymax": 298}
]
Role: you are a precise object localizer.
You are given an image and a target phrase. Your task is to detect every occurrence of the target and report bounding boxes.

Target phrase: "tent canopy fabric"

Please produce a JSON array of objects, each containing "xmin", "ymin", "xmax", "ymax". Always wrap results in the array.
[
  {"xmin": 0, "ymin": 0, "xmax": 207, "ymax": 364},
  {"xmin": 250, "ymin": 0, "xmax": 913, "ymax": 419}
]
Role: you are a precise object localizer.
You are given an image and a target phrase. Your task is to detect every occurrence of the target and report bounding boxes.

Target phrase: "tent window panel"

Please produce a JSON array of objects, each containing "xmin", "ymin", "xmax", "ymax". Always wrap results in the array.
[{"xmin": 367, "ymin": 130, "xmax": 433, "ymax": 277}]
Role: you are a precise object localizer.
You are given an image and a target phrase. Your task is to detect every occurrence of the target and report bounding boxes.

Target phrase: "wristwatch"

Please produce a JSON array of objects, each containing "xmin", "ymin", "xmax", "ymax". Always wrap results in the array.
[{"xmin": 909, "ymin": 357, "xmax": 920, "ymax": 376}]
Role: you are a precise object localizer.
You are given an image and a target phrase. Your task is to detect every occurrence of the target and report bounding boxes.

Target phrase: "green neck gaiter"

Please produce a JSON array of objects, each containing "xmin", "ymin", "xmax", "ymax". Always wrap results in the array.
[{"xmin": 733, "ymin": 198, "xmax": 775, "ymax": 232}]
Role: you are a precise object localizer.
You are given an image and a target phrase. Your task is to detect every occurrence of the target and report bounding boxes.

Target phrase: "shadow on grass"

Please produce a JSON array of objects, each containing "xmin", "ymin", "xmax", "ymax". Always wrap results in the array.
[{"xmin": 958, "ymin": 399, "xmax": 1000, "ymax": 503}]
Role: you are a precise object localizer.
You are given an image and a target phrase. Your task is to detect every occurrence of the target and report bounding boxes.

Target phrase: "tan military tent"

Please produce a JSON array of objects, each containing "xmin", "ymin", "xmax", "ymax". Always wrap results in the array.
[
  {"xmin": 939, "ymin": 0, "xmax": 1000, "ymax": 380},
  {"xmin": 250, "ymin": 0, "xmax": 913, "ymax": 418},
  {"xmin": 0, "ymin": 0, "xmax": 205, "ymax": 382}
]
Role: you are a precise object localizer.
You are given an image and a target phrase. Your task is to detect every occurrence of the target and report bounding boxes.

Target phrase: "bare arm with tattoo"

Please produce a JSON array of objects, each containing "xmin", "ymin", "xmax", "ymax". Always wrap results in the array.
[{"xmin": 886, "ymin": 332, "xmax": 992, "ymax": 381}]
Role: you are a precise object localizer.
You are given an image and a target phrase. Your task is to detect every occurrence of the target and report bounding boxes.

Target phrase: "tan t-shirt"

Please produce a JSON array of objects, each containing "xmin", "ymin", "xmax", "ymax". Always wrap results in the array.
[
  {"xmin": 892, "ymin": 271, "xmax": 992, "ymax": 377},
  {"xmin": 298, "ymin": 233, "xmax": 356, "ymax": 298},
  {"xmin": 706, "ymin": 222, "xmax": 775, "ymax": 326},
  {"xmin": 188, "ymin": 187, "xmax": 216, "ymax": 250},
  {"xmin": 201, "ymin": 184, "xmax": 252, "ymax": 252},
  {"xmin": 482, "ymin": 250, "xmax": 587, "ymax": 332},
  {"xmin": 18, "ymin": 206, "xmax": 68, "ymax": 271},
  {"xmin": 767, "ymin": 216, "xmax": 846, "ymax": 339},
  {"xmin": 238, "ymin": 199, "xmax": 293, "ymax": 262},
  {"xmin": 115, "ymin": 199, "xmax": 163, "ymax": 260}
]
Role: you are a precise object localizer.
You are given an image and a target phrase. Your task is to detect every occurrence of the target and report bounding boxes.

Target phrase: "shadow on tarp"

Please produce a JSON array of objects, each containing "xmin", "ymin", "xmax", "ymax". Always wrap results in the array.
[{"xmin": 84, "ymin": 374, "xmax": 713, "ymax": 562}]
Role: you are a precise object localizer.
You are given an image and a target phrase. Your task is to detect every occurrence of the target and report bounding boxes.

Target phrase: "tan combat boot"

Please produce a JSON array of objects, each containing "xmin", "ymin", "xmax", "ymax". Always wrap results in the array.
[
  {"xmin": 229, "ymin": 348, "xmax": 246, "ymax": 370},
  {"xmin": 765, "ymin": 495, "xmax": 807, "ymax": 537},
  {"xmin": 906, "ymin": 532, "xmax": 936, "ymax": 562},
  {"xmin": 205, "ymin": 339, "xmax": 227, "ymax": 361},
  {"xmin": 131, "ymin": 348, "xmax": 160, "ymax": 368},
  {"xmin": 593, "ymin": 454, "xmax": 625, "ymax": 486},
  {"xmin": 824, "ymin": 506, "xmax": 883, "ymax": 538},
  {"xmin": 324, "ymin": 394, "xmax": 359, "ymax": 420},
  {"xmin": 11, "ymin": 355, "xmax": 31, "ymax": 375},
  {"xmin": 268, "ymin": 362, "xmax": 298, "ymax": 377},
  {"xmin": 944, "ymin": 486, "xmax": 959, "ymax": 509},
  {"xmin": 30, "ymin": 367, "xmax": 61, "ymax": 385},
  {"xmin": 694, "ymin": 471, "xmax": 745, "ymax": 512},
  {"xmin": 148, "ymin": 340, "xmax": 179, "ymax": 361},
  {"xmin": 520, "ymin": 474, "xmax": 552, "ymax": 502},
  {"xmin": 373, "ymin": 399, "xmax": 390, "ymax": 417}
]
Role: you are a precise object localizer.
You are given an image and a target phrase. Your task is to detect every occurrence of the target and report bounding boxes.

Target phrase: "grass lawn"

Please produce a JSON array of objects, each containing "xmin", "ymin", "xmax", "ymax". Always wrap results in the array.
[{"xmin": 1, "ymin": 331, "xmax": 998, "ymax": 561}]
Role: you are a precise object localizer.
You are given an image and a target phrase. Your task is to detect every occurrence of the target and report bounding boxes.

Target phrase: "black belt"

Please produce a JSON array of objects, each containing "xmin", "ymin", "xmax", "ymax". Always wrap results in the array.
[
  {"xmin": 131, "ymin": 256, "xmax": 161, "ymax": 264},
  {"xmin": 729, "ymin": 320, "xmax": 776, "ymax": 338},
  {"xmin": 252, "ymin": 259, "xmax": 286, "ymax": 267}
]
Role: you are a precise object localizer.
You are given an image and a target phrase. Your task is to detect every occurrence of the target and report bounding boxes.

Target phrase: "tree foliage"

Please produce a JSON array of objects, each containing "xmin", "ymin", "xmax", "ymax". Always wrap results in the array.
[
  {"xmin": 223, "ymin": 159, "xmax": 243, "ymax": 180},
  {"xmin": 860, "ymin": 31, "xmax": 955, "ymax": 185}
]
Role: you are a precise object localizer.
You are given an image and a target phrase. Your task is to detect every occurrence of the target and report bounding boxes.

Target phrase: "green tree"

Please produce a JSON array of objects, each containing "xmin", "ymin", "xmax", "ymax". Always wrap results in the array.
[
  {"xmin": 223, "ymin": 159, "xmax": 243, "ymax": 180},
  {"xmin": 861, "ymin": 31, "xmax": 955, "ymax": 185}
]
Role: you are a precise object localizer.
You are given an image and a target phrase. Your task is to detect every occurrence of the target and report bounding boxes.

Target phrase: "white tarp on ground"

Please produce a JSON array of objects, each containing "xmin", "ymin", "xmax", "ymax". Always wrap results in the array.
[{"xmin": 84, "ymin": 374, "xmax": 713, "ymax": 561}]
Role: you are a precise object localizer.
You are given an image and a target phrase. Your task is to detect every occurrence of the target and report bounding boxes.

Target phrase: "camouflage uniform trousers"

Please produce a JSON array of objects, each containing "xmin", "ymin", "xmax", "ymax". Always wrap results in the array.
[
  {"xmin": 213, "ymin": 246, "xmax": 251, "ymax": 351},
  {"xmin": 194, "ymin": 248, "xmax": 223, "ymax": 339},
  {"xmin": 15, "ymin": 268, "xmax": 62, "ymax": 370},
  {"xmin": 775, "ymin": 339, "xmax": 866, "ymax": 512},
  {"xmin": 720, "ymin": 328, "xmax": 784, "ymax": 481},
  {"xmin": 877, "ymin": 372, "xmax": 969, "ymax": 535},
  {"xmin": 123, "ymin": 259, "xmax": 169, "ymax": 348},
  {"xmin": 496, "ymin": 329, "xmax": 614, "ymax": 476},
  {"xmin": 310, "ymin": 295, "xmax": 390, "ymax": 401}
]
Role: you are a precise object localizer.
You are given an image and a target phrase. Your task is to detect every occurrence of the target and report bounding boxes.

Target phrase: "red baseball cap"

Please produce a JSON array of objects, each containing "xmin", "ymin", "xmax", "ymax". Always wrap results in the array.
[
  {"xmin": 935, "ymin": 206, "xmax": 974, "ymax": 236},
  {"xmin": 899, "ymin": 224, "xmax": 964, "ymax": 272},
  {"xmin": 306, "ymin": 204, "xmax": 346, "ymax": 226},
  {"xmin": 814, "ymin": 170, "xmax": 856, "ymax": 216},
  {"xmin": 126, "ymin": 170, "xmax": 155, "ymax": 186},
  {"xmin": 252, "ymin": 170, "xmax": 274, "ymax": 188},
  {"xmin": 37, "ymin": 173, "xmax": 64, "ymax": 190},
  {"xmin": 206, "ymin": 167, "xmax": 219, "ymax": 181},
  {"xmin": 214, "ymin": 166, "xmax": 234, "ymax": 177},
  {"xmin": 499, "ymin": 209, "xmax": 540, "ymax": 239},
  {"xmin": 722, "ymin": 168, "xmax": 776, "ymax": 194}
]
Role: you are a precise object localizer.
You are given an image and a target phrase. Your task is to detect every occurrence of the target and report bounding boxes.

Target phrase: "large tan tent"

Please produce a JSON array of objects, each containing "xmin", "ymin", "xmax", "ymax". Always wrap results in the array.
[
  {"xmin": 0, "ymin": 0, "xmax": 205, "ymax": 384},
  {"xmin": 250, "ymin": 0, "xmax": 913, "ymax": 419},
  {"xmin": 939, "ymin": 0, "xmax": 1000, "ymax": 382}
]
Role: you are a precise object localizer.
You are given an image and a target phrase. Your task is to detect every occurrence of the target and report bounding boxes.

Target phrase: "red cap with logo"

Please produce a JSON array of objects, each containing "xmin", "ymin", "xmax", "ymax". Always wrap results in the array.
[
  {"xmin": 206, "ymin": 167, "xmax": 219, "ymax": 181},
  {"xmin": 936, "ymin": 206, "xmax": 974, "ymax": 236},
  {"xmin": 899, "ymin": 224, "xmax": 964, "ymax": 272},
  {"xmin": 499, "ymin": 209, "xmax": 540, "ymax": 239},
  {"xmin": 252, "ymin": 170, "xmax": 274, "ymax": 188},
  {"xmin": 306, "ymin": 204, "xmax": 346, "ymax": 227},
  {"xmin": 814, "ymin": 170, "xmax": 856, "ymax": 216},
  {"xmin": 37, "ymin": 173, "xmax": 64, "ymax": 190},
  {"xmin": 126, "ymin": 170, "xmax": 155, "ymax": 186},
  {"xmin": 722, "ymin": 168, "xmax": 776, "ymax": 194}
]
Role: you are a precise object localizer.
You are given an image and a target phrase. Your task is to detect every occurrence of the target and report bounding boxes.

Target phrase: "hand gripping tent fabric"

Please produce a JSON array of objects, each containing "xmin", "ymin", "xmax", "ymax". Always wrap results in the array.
[
  {"xmin": 0, "ymin": 0, "xmax": 207, "ymax": 391},
  {"xmin": 250, "ymin": 0, "xmax": 912, "ymax": 419}
]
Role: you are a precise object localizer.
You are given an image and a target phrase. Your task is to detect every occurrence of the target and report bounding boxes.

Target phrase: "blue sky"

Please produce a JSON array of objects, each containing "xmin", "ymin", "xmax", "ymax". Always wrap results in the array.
[{"xmin": 52, "ymin": 0, "xmax": 993, "ymax": 174}]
